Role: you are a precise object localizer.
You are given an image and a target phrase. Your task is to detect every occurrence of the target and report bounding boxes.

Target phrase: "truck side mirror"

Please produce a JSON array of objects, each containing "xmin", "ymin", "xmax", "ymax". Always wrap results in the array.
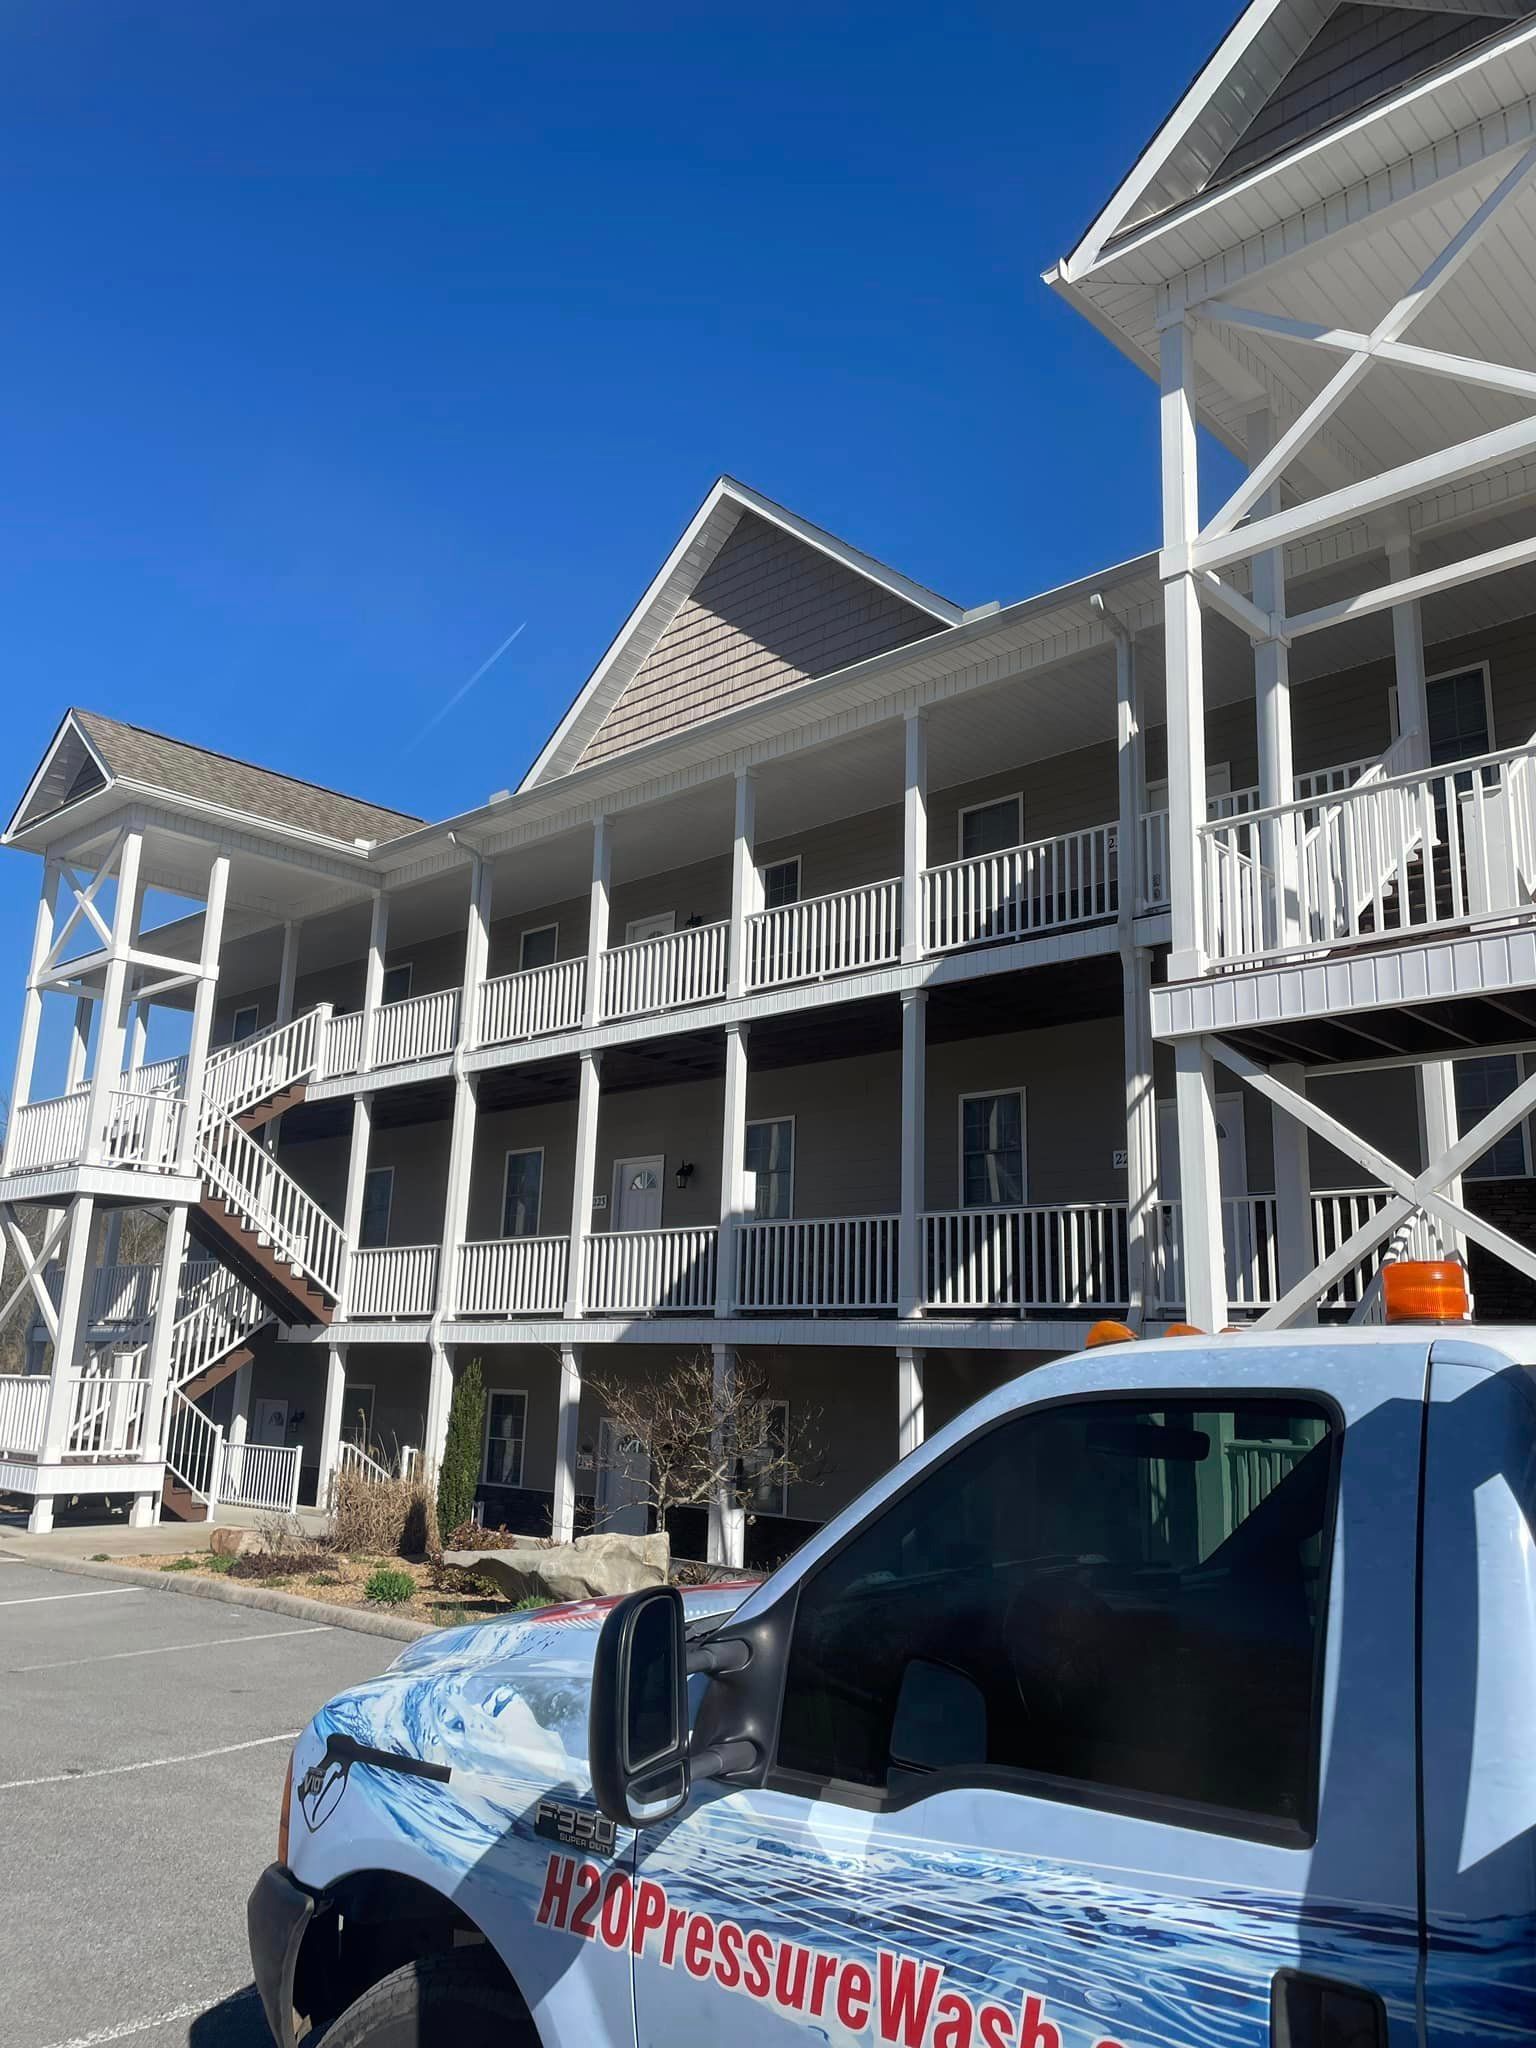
[{"xmin": 589, "ymin": 1585, "xmax": 690, "ymax": 1829}]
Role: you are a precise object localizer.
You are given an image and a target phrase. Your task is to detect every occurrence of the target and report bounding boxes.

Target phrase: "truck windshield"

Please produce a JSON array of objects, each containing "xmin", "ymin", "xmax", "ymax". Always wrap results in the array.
[{"xmin": 777, "ymin": 1394, "xmax": 1335, "ymax": 1836}]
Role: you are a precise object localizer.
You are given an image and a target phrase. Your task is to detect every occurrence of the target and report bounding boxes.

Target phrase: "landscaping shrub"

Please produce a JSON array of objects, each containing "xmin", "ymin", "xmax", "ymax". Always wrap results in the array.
[
  {"xmin": 332, "ymin": 1467, "xmax": 439, "ymax": 1560},
  {"xmin": 364, "ymin": 1566, "xmax": 416, "ymax": 1606},
  {"xmin": 227, "ymin": 1549, "xmax": 330, "ymax": 1582},
  {"xmin": 436, "ymin": 1357, "xmax": 485, "ymax": 1538},
  {"xmin": 160, "ymin": 1555, "xmax": 199, "ymax": 1572},
  {"xmin": 443, "ymin": 1518, "xmax": 522, "ymax": 1551}
]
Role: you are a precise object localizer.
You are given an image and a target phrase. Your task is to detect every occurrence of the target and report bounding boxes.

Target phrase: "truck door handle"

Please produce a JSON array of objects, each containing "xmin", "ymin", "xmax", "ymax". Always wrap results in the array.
[{"xmin": 1271, "ymin": 1969, "xmax": 1388, "ymax": 2046}]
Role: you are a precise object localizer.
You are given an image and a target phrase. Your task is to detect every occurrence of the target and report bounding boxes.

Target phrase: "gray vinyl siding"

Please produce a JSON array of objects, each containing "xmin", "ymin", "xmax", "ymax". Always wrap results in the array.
[
  {"xmin": 608, "ymin": 854, "xmax": 730, "ymax": 943},
  {"xmin": 579, "ymin": 511, "xmax": 944, "ymax": 768}
]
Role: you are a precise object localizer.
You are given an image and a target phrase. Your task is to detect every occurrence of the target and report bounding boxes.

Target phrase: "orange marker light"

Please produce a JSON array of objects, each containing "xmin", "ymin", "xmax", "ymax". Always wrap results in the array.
[
  {"xmin": 1164, "ymin": 1322, "xmax": 1205, "ymax": 1338},
  {"xmin": 1382, "ymin": 1259, "xmax": 1471, "ymax": 1325},
  {"xmin": 1086, "ymin": 1319, "xmax": 1136, "ymax": 1348}
]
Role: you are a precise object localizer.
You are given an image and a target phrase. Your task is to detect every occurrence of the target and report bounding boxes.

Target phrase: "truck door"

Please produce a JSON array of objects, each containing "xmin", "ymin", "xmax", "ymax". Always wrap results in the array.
[
  {"xmin": 631, "ymin": 1351, "xmax": 1426, "ymax": 2047},
  {"xmin": 1421, "ymin": 1341, "xmax": 1536, "ymax": 2044}
]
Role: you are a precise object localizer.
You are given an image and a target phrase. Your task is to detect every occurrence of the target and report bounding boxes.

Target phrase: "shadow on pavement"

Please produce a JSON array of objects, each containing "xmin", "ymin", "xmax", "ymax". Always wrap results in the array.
[{"xmin": 189, "ymin": 1986, "xmax": 270, "ymax": 2047}]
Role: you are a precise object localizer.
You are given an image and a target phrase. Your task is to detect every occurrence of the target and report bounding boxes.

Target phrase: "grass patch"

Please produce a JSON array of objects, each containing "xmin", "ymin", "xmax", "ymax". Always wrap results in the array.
[
  {"xmin": 89, "ymin": 1553, "xmax": 109, "ymax": 1562},
  {"xmin": 203, "ymin": 1553, "xmax": 235, "ymax": 1574},
  {"xmin": 364, "ymin": 1566, "xmax": 416, "ymax": 1606},
  {"xmin": 160, "ymin": 1556, "xmax": 200, "ymax": 1572}
]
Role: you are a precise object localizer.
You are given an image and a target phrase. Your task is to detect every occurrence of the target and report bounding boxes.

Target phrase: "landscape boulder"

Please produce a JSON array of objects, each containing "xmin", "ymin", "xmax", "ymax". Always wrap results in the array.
[
  {"xmin": 208, "ymin": 1526, "xmax": 266, "ymax": 1558},
  {"xmin": 443, "ymin": 1529, "xmax": 669, "ymax": 1606}
]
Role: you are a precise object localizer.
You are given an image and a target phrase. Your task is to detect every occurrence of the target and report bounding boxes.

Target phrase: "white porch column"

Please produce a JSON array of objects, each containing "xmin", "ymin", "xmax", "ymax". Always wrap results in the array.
[
  {"xmin": 359, "ymin": 893, "xmax": 390, "ymax": 1074},
  {"xmin": 424, "ymin": 1341, "xmax": 454, "ymax": 1484},
  {"xmin": 898, "ymin": 989, "xmax": 927, "ymax": 1318},
  {"xmin": 338, "ymin": 1097, "xmax": 374, "ymax": 1317},
  {"xmin": 1248, "ymin": 409, "xmax": 1298, "ymax": 945},
  {"xmin": 177, "ymin": 853, "xmax": 230, "ymax": 1173},
  {"xmin": 36, "ymin": 1196, "xmax": 96, "ymax": 1478},
  {"xmin": 3, "ymin": 857, "xmax": 61, "ymax": 1174},
  {"xmin": 141, "ymin": 1204, "xmax": 190, "ymax": 1460},
  {"xmin": 564, "ymin": 1051, "xmax": 603, "ymax": 1319},
  {"xmin": 1271, "ymin": 1064, "xmax": 1315, "ymax": 1310},
  {"xmin": 1418, "ymin": 1063, "xmax": 1468, "ymax": 1263},
  {"xmin": 1173, "ymin": 1040, "xmax": 1228, "ymax": 1332},
  {"xmin": 83, "ymin": 829, "xmax": 144, "ymax": 1163},
  {"xmin": 64, "ymin": 997, "xmax": 92, "ymax": 1094},
  {"xmin": 1387, "ymin": 524, "xmax": 1430, "ymax": 761},
  {"xmin": 551, "ymin": 1343, "xmax": 582, "ymax": 1545},
  {"xmin": 459, "ymin": 852, "xmax": 492, "ymax": 1054},
  {"xmin": 707, "ymin": 1342, "xmax": 745, "ymax": 1570},
  {"xmin": 228, "ymin": 1357, "xmax": 254, "ymax": 1446},
  {"xmin": 436, "ymin": 1073, "xmax": 479, "ymax": 1320},
  {"xmin": 716, "ymin": 1024, "xmax": 750, "ymax": 1318},
  {"xmin": 583, "ymin": 817, "xmax": 611, "ymax": 1028},
  {"xmin": 1122, "ymin": 947, "xmax": 1159, "ymax": 1325},
  {"xmin": 316, "ymin": 1344, "xmax": 347, "ymax": 1508},
  {"xmin": 126, "ymin": 1001, "xmax": 149, "ymax": 1077},
  {"xmin": 275, "ymin": 920, "xmax": 301, "ymax": 1027},
  {"xmin": 896, "ymin": 1346, "xmax": 925, "ymax": 1460},
  {"xmin": 727, "ymin": 771, "xmax": 757, "ymax": 1001},
  {"xmin": 901, "ymin": 711, "xmax": 928, "ymax": 964},
  {"xmin": 1160, "ymin": 318, "xmax": 1208, "ymax": 980}
]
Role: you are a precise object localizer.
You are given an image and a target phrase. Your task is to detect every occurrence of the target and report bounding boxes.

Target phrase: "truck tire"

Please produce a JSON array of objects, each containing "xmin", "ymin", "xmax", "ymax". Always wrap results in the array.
[{"xmin": 315, "ymin": 1948, "xmax": 535, "ymax": 2048}]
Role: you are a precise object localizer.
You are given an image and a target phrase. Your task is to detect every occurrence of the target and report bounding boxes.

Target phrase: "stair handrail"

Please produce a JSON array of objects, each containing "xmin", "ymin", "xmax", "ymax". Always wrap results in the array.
[
  {"xmin": 163, "ymin": 1385, "xmax": 224, "ymax": 1513},
  {"xmin": 1295, "ymin": 729, "xmax": 1427, "ymax": 946},
  {"xmin": 171, "ymin": 1269, "xmax": 272, "ymax": 1389},
  {"xmin": 195, "ymin": 1111, "xmax": 345, "ymax": 1301},
  {"xmin": 202, "ymin": 1005, "xmax": 331, "ymax": 1123}
]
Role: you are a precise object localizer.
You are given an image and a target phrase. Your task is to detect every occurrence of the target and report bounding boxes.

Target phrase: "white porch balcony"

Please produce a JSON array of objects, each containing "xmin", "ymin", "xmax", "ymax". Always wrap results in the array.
[
  {"xmin": 479, "ymin": 958, "xmax": 586, "ymax": 1048},
  {"xmin": 42, "ymin": 1256, "xmax": 219, "ymax": 1327},
  {"xmin": 348, "ymin": 1245, "xmax": 441, "ymax": 1319},
  {"xmin": 736, "ymin": 1216, "xmax": 900, "ymax": 1312},
  {"xmin": 1150, "ymin": 1190, "xmax": 1444, "ymax": 1318},
  {"xmin": 371, "ymin": 988, "xmax": 461, "ymax": 1070},
  {"xmin": 6, "ymin": 1086, "xmax": 187, "ymax": 1177},
  {"xmin": 745, "ymin": 881, "xmax": 901, "ymax": 991},
  {"xmin": 922, "ymin": 1204, "xmax": 1133, "ymax": 1313},
  {"xmin": 923, "ymin": 822, "xmax": 1124, "ymax": 953},
  {"xmin": 600, "ymin": 921, "xmax": 730, "ymax": 1021},
  {"xmin": 0, "ymin": 1371, "xmax": 152, "ymax": 1463},
  {"xmin": 583, "ymin": 1227, "xmax": 719, "ymax": 1313},
  {"xmin": 456, "ymin": 1235, "xmax": 571, "ymax": 1316}
]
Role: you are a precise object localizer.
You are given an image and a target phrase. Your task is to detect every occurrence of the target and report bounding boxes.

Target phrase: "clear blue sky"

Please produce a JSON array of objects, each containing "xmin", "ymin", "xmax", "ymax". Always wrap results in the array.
[{"xmin": 0, "ymin": 0, "xmax": 1235, "ymax": 1075}]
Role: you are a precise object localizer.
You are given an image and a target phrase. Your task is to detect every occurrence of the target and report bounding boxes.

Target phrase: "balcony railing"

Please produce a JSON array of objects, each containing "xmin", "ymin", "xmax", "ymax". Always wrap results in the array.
[
  {"xmin": 457, "ymin": 1235, "xmax": 570, "ymax": 1316},
  {"xmin": 219, "ymin": 1439, "xmax": 301, "ymax": 1514},
  {"xmin": 923, "ymin": 823, "xmax": 1119, "ymax": 953},
  {"xmin": 98, "ymin": 1090, "xmax": 186, "ymax": 1171},
  {"xmin": 479, "ymin": 958, "xmax": 586, "ymax": 1047},
  {"xmin": 8, "ymin": 1092, "xmax": 90, "ymax": 1173},
  {"xmin": 736, "ymin": 1216, "xmax": 899, "ymax": 1312},
  {"xmin": 42, "ymin": 1258, "xmax": 219, "ymax": 1328},
  {"xmin": 319, "ymin": 1009, "xmax": 365, "ymax": 1079},
  {"xmin": 923, "ymin": 1204, "xmax": 1132, "ymax": 1312},
  {"xmin": 0, "ymin": 1375, "xmax": 46, "ymax": 1457},
  {"xmin": 1140, "ymin": 810, "xmax": 1171, "ymax": 910},
  {"xmin": 372, "ymin": 988, "xmax": 461, "ymax": 1070},
  {"xmin": 746, "ymin": 881, "xmax": 901, "ymax": 991},
  {"xmin": 348, "ymin": 1244, "xmax": 440, "ymax": 1318},
  {"xmin": 584, "ymin": 1227, "xmax": 719, "ymax": 1312},
  {"xmin": 65, "ymin": 1371, "xmax": 149, "ymax": 1459},
  {"xmin": 601, "ymin": 921, "xmax": 730, "ymax": 1021}
]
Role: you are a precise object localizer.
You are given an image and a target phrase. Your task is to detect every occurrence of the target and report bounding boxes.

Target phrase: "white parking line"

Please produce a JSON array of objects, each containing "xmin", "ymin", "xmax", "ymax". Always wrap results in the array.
[
  {"xmin": 36, "ymin": 1987, "xmax": 258, "ymax": 2048},
  {"xmin": 0, "ymin": 1730, "xmax": 300, "ymax": 1793},
  {"xmin": 0, "ymin": 1587, "xmax": 143, "ymax": 1608},
  {"xmin": 14, "ymin": 1623, "xmax": 332, "ymax": 1672}
]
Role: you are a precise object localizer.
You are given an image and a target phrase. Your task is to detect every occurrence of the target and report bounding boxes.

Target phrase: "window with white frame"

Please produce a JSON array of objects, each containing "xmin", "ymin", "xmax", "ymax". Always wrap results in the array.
[
  {"xmin": 381, "ymin": 962, "xmax": 413, "ymax": 1006},
  {"xmin": 519, "ymin": 924, "xmax": 558, "ymax": 971},
  {"xmin": 745, "ymin": 1118, "xmax": 795, "ymax": 1219},
  {"xmin": 482, "ymin": 1390, "xmax": 528, "ymax": 1488},
  {"xmin": 359, "ymin": 1166, "xmax": 394, "ymax": 1249},
  {"xmin": 959, "ymin": 794, "xmax": 1023, "ymax": 862},
  {"xmin": 502, "ymin": 1148, "xmax": 545, "ymax": 1238},
  {"xmin": 1456, "ymin": 1054, "xmax": 1530, "ymax": 1180},
  {"xmin": 230, "ymin": 1004, "xmax": 261, "ymax": 1044},
  {"xmin": 761, "ymin": 858, "xmax": 801, "ymax": 911},
  {"xmin": 738, "ymin": 1397, "xmax": 790, "ymax": 1516},
  {"xmin": 1426, "ymin": 666, "xmax": 1493, "ymax": 768},
  {"xmin": 961, "ymin": 1091, "xmax": 1025, "ymax": 1208}
]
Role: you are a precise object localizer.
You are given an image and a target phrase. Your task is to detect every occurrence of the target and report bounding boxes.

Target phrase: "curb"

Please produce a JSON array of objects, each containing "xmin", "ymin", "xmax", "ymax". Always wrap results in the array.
[{"xmin": 0, "ymin": 1549, "xmax": 437, "ymax": 1643}]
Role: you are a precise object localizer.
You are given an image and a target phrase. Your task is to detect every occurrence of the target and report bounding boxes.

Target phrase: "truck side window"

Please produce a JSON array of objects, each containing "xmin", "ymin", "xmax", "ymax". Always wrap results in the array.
[{"xmin": 776, "ymin": 1395, "xmax": 1336, "ymax": 1837}]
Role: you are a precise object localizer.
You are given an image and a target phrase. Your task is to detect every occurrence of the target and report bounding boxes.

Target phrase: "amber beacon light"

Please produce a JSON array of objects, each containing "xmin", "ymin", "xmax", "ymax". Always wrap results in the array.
[
  {"xmin": 1086, "ymin": 1320, "xmax": 1137, "ymax": 1348},
  {"xmin": 1381, "ymin": 1260, "xmax": 1471, "ymax": 1325}
]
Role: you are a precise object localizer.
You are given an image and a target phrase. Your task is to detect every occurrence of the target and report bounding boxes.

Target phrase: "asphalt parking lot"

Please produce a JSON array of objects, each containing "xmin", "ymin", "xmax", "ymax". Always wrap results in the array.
[{"xmin": 0, "ymin": 1555, "xmax": 393, "ymax": 2048}]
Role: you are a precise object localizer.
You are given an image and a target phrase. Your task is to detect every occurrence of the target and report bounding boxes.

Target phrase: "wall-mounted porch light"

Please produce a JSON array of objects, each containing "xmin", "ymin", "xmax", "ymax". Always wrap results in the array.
[{"xmin": 674, "ymin": 1161, "xmax": 694, "ymax": 1190}]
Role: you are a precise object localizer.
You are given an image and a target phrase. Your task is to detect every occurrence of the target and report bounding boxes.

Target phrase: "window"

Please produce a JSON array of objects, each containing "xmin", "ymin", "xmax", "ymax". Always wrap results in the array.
[
  {"xmin": 776, "ymin": 1394, "xmax": 1337, "ymax": 1836},
  {"xmin": 482, "ymin": 1390, "xmax": 528, "ymax": 1488},
  {"xmin": 961, "ymin": 1091, "xmax": 1025, "ymax": 1207},
  {"xmin": 230, "ymin": 1005, "xmax": 260, "ymax": 1044},
  {"xmin": 1456, "ymin": 1054, "xmax": 1530, "ymax": 1180},
  {"xmin": 519, "ymin": 924, "xmax": 558, "ymax": 971},
  {"xmin": 381, "ymin": 962, "xmax": 413, "ymax": 1006},
  {"xmin": 738, "ymin": 1398, "xmax": 790, "ymax": 1516},
  {"xmin": 959, "ymin": 794, "xmax": 1023, "ymax": 861},
  {"xmin": 761, "ymin": 859, "xmax": 801, "ymax": 911},
  {"xmin": 745, "ymin": 1118, "xmax": 795, "ymax": 1220},
  {"xmin": 1426, "ymin": 666, "xmax": 1492, "ymax": 768},
  {"xmin": 502, "ymin": 1148, "xmax": 545, "ymax": 1238},
  {"xmin": 359, "ymin": 1167, "xmax": 393, "ymax": 1250}
]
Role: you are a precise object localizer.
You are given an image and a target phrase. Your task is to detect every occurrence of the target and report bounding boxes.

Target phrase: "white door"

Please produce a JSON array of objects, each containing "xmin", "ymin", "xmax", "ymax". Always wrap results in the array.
[
  {"xmin": 612, "ymin": 1155, "xmax": 665, "ymax": 1233},
  {"xmin": 594, "ymin": 1418, "xmax": 651, "ymax": 1534},
  {"xmin": 625, "ymin": 911, "xmax": 676, "ymax": 944},
  {"xmin": 252, "ymin": 1398, "xmax": 289, "ymax": 1448}
]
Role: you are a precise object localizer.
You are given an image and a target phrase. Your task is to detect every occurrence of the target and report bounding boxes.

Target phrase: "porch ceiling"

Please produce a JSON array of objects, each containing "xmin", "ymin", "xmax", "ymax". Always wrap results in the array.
[{"xmin": 1220, "ymin": 985, "xmax": 1536, "ymax": 1068}]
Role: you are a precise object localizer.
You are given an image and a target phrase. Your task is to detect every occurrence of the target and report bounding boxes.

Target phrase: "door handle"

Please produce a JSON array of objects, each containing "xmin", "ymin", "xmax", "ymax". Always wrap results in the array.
[{"xmin": 1271, "ymin": 1969, "xmax": 1388, "ymax": 2047}]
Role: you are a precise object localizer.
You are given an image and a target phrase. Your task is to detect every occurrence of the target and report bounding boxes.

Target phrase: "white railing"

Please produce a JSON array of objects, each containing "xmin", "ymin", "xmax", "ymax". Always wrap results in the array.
[
  {"xmin": 318, "ymin": 1009, "xmax": 366, "ymax": 1079},
  {"xmin": 165, "ymin": 1388, "xmax": 222, "ymax": 1509},
  {"xmin": 7, "ymin": 1092, "xmax": 90, "ymax": 1173},
  {"xmin": 1295, "ymin": 756, "xmax": 1377, "ymax": 805},
  {"xmin": 335, "ymin": 1437, "xmax": 392, "ymax": 1488},
  {"xmin": 1150, "ymin": 1197, "xmax": 1281, "ymax": 1315},
  {"xmin": 204, "ymin": 1008, "xmax": 326, "ymax": 1118},
  {"xmin": 65, "ymin": 1371, "xmax": 150, "ymax": 1458},
  {"xmin": 1140, "ymin": 810, "xmax": 1170, "ymax": 909},
  {"xmin": 171, "ymin": 1269, "xmax": 271, "ymax": 1389},
  {"xmin": 98, "ymin": 1089, "xmax": 186, "ymax": 1171},
  {"xmin": 372, "ymin": 988, "xmax": 461, "ymax": 1070},
  {"xmin": 601, "ymin": 921, "xmax": 729, "ymax": 1020},
  {"xmin": 735, "ymin": 1216, "xmax": 899, "ymax": 1311},
  {"xmin": 348, "ymin": 1244, "xmax": 440, "ymax": 1318},
  {"xmin": 1311, "ymin": 1190, "xmax": 1444, "ymax": 1310},
  {"xmin": 746, "ymin": 880, "xmax": 901, "ymax": 991},
  {"xmin": 456, "ymin": 1235, "xmax": 569, "ymax": 1316},
  {"xmin": 923, "ymin": 1205, "xmax": 1131, "ymax": 1312},
  {"xmin": 0, "ymin": 1376, "xmax": 46, "ymax": 1456},
  {"xmin": 584, "ymin": 1227, "xmax": 719, "ymax": 1312},
  {"xmin": 220, "ymin": 1438, "xmax": 301, "ymax": 1513},
  {"xmin": 924, "ymin": 823, "xmax": 1118, "ymax": 953},
  {"xmin": 479, "ymin": 957, "xmax": 586, "ymax": 1046},
  {"xmin": 1226, "ymin": 1438, "xmax": 1311, "ymax": 1521},
  {"xmin": 196, "ymin": 1113, "xmax": 346, "ymax": 1300},
  {"xmin": 126, "ymin": 1054, "xmax": 189, "ymax": 1097}
]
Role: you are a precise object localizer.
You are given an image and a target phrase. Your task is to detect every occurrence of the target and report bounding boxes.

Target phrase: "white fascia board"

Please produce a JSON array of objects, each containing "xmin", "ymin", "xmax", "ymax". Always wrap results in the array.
[{"xmin": 518, "ymin": 476, "xmax": 966, "ymax": 795}]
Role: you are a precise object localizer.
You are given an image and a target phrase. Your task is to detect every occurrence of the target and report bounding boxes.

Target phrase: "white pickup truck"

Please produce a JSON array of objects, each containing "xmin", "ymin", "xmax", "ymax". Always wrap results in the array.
[{"xmin": 249, "ymin": 1285, "xmax": 1534, "ymax": 2048}]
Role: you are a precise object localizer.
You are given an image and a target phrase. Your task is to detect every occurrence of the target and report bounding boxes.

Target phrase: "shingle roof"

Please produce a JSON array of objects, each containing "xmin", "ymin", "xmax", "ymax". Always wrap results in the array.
[{"xmin": 72, "ymin": 709, "xmax": 422, "ymax": 846}]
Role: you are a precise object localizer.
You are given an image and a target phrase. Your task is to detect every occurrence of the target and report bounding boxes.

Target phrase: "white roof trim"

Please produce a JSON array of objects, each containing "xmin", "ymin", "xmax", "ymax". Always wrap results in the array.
[
  {"xmin": 517, "ymin": 475, "xmax": 962, "ymax": 791},
  {"xmin": 6, "ymin": 710, "xmax": 114, "ymax": 840}
]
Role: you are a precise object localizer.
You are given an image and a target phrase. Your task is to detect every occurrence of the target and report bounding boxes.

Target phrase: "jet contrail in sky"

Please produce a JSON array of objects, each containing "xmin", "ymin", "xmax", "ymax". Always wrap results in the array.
[{"xmin": 406, "ymin": 619, "xmax": 527, "ymax": 749}]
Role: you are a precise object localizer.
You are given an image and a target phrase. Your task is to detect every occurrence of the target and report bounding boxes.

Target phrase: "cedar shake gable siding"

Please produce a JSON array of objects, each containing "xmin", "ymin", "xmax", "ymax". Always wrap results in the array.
[
  {"xmin": 72, "ymin": 709, "xmax": 423, "ymax": 846},
  {"xmin": 577, "ymin": 510, "xmax": 947, "ymax": 768}
]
